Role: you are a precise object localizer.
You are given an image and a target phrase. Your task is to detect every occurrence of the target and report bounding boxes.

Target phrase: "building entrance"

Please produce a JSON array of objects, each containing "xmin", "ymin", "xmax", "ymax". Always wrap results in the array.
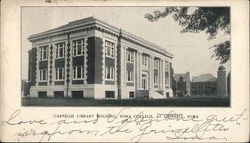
[{"xmin": 142, "ymin": 74, "xmax": 148, "ymax": 90}]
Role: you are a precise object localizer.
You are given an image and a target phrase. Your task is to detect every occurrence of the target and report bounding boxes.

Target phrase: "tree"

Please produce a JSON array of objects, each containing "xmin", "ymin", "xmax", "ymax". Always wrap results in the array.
[{"xmin": 145, "ymin": 7, "xmax": 230, "ymax": 64}]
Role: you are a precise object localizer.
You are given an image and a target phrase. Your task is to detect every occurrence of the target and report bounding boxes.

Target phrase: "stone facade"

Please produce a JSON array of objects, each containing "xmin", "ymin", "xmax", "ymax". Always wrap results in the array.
[{"xmin": 27, "ymin": 17, "xmax": 174, "ymax": 99}]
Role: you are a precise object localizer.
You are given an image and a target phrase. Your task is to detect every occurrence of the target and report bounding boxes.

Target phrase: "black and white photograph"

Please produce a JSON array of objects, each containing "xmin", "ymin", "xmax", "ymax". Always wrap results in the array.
[
  {"xmin": 21, "ymin": 6, "xmax": 231, "ymax": 106},
  {"xmin": 1, "ymin": 0, "xmax": 249, "ymax": 142}
]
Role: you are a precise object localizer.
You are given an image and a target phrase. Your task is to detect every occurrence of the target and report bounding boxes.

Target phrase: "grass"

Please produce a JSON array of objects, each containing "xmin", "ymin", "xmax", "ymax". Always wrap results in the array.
[{"xmin": 22, "ymin": 96, "xmax": 230, "ymax": 107}]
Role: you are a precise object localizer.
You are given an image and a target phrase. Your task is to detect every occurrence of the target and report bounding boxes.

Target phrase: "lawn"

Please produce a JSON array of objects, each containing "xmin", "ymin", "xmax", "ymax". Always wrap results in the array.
[{"xmin": 22, "ymin": 96, "xmax": 230, "ymax": 107}]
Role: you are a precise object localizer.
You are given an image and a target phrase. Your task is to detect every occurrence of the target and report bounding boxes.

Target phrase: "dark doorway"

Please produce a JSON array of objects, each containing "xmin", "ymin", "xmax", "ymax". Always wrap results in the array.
[
  {"xmin": 72, "ymin": 91, "xmax": 84, "ymax": 98},
  {"xmin": 38, "ymin": 91, "xmax": 47, "ymax": 98},
  {"xmin": 54, "ymin": 91, "xmax": 64, "ymax": 98},
  {"xmin": 141, "ymin": 74, "xmax": 148, "ymax": 90}
]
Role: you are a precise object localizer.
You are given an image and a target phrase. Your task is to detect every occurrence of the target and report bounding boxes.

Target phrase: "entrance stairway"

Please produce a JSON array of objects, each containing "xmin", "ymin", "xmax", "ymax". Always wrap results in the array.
[{"xmin": 149, "ymin": 90, "xmax": 165, "ymax": 99}]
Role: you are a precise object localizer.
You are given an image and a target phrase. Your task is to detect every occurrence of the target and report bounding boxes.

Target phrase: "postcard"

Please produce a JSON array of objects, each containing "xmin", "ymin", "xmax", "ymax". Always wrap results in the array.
[{"xmin": 0, "ymin": 0, "xmax": 249, "ymax": 142}]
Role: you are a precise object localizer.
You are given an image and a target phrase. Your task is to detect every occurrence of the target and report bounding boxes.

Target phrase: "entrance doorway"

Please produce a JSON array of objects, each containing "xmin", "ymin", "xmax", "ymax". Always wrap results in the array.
[{"xmin": 142, "ymin": 73, "xmax": 148, "ymax": 90}]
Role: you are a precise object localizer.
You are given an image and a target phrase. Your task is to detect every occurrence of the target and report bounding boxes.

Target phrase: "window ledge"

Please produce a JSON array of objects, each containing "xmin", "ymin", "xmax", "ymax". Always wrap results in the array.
[
  {"xmin": 39, "ymin": 59, "xmax": 48, "ymax": 61},
  {"xmin": 55, "ymin": 80, "xmax": 65, "ymax": 81},
  {"xmin": 126, "ymin": 61, "xmax": 134, "ymax": 63},
  {"xmin": 73, "ymin": 55, "xmax": 84, "ymax": 57},
  {"xmin": 55, "ymin": 57, "xmax": 65, "ymax": 59},
  {"xmin": 73, "ymin": 78, "xmax": 84, "ymax": 80},
  {"xmin": 105, "ymin": 79, "xmax": 115, "ymax": 81}
]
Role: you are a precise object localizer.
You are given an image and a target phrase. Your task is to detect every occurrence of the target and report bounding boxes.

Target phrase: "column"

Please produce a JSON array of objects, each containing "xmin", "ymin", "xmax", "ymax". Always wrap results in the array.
[
  {"xmin": 161, "ymin": 60, "xmax": 164, "ymax": 90},
  {"xmin": 124, "ymin": 47, "xmax": 127, "ymax": 85},
  {"xmin": 159, "ymin": 59, "xmax": 162, "ymax": 90},
  {"xmin": 148, "ymin": 56, "xmax": 151, "ymax": 89},
  {"xmin": 135, "ymin": 52, "xmax": 138, "ymax": 89},
  {"xmin": 120, "ymin": 45, "xmax": 126, "ymax": 87},
  {"xmin": 149, "ymin": 57, "xmax": 154, "ymax": 89},
  {"xmin": 168, "ymin": 61, "xmax": 171, "ymax": 89},
  {"xmin": 35, "ymin": 47, "xmax": 40, "ymax": 86},
  {"xmin": 163, "ymin": 60, "xmax": 165, "ymax": 89},
  {"xmin": 138, "ymin": 52, "xmax": 141, "ymax": 89}
]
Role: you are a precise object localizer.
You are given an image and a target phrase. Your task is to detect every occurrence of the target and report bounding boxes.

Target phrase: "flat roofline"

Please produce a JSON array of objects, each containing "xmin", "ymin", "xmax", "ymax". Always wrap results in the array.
[{"xmin": 28, "ymin": 16, "xmax": 173, "ymax": 58}]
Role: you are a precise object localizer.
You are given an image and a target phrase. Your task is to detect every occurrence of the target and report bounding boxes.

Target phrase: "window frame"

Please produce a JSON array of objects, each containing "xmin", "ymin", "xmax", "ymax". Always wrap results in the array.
[
  {"xmin": 39, "ymin": 45, "xmax": 49, "ymax": 61},
  {"xmin": 72, "ymin": 39, "xmax": 85, "ymax": 57},
  {"xmin": 55, "ymin": 42, "xmax": 66, "ymax": 59},
  {"xmin": 105, "ymin": 91, "xmax": 115, "ymax": 98},
  {"xmin": 154, "ymin": 73, "xmax": 158, "ymax": 85},
  {"xmin": 105, "ymin": 66, "xmax": 115, "ymax": 80},
  {"xmin": 129, "ymin": 92, "xmax": 135, "ymax": 98},
  {"xmin": 165, "ymin": 61, "xmax": 169, "ymax": 71},
  {"xmin": 165, "ymin": 72, "xmax": 169, "ymax": 86},
  {"xmin": 165, "ymin": 61, "xmax": 170, "ymax": 86},
  {"xmin": 154, "ymin": 59, "xmax": 159, "ymax": 69},
  {"xmin": 39, "ymin": 69, "xmax": 48, "ymax": 81},
  {"xmin": 105, "ymin": 40, "xmax": 115, "ymax": 58},
  {"xmin": 73, "ymin": 65, "xmax": 84, "ymax": 80},
  {"xmin": 126, "ymin": 49, "xmax": 134, "ymax": 63},
  {"xmin": 126, "ymin": 70, "xmax": 134, "ymax": 82},
  {"xmin": 142, "ymin": 55, "xmax": 148, "ymax": 66},
  {"xmin": 55, "ymin": 67, "xmax": 65, "ymax": 81}
]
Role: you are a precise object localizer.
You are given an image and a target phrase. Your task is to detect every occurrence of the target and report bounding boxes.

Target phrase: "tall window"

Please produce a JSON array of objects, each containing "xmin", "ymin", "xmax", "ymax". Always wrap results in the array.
[
  {"xmin": 55, "ymin": 68, "xmax": 65, "ymax": 80},
  {"xmin": 105, "ymin": 40, "xmax": 115, "ymax": 58},
  {"xmin": 126, "ymin": 49, "xmax": 134, "ymax": 63},
  {"xmin": 154, "ymin": 74, "xmax": 158, "ymax": 85},
  {"xmin": 55, "ymin": 42, "xmax": 65, "ymax": 58},
  {"xmin": 73, "ymin": 66, "xmax": 84, "ymax": 79},
  {"xmin": 105, "ymin": 66, "xmax": 114, "ymax": 80},
  {"xmin": 40, "ymin": 69, "xmax": 48, "ymax": 81},
  {"xmin": 126, "ymin": 70, "xmax": 133, "ymax": 82},
  {"xmin": 72, "ymin": 39, "xmax": 85, "ymax": 56},
  {"xmin": 165, "ymin": 72, "xmax": 169, "ymax": 85},
  {"xmin": 142, "ymin": 55, "xmax": 148, "ymax": 66},
  {"xmin": 154, "ymin": 59, "xmax": 159, "ymax": 69},
  {"xmin": 39, "ymin": 45, "xmax": 48, "ymax": 60},
  {"xmin": 165, "ymin": 61, "xmax": 169, "ymax": 85},
  {"xmin": 165, "ymin": 61, "xmax": 169, "ymax": 71}
]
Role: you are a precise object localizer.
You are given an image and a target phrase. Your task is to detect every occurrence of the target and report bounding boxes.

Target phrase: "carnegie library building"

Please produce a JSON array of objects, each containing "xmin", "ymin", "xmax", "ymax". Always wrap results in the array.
[{"xmin": 27, "ymin": 17, "xmax": 174, "ymax": 99}]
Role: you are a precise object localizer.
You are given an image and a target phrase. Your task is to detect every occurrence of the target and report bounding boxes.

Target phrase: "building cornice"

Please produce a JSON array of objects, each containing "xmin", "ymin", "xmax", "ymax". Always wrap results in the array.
[{"xmin": 28, "ymin": 17, "xmax": 174, "ymax": 59}]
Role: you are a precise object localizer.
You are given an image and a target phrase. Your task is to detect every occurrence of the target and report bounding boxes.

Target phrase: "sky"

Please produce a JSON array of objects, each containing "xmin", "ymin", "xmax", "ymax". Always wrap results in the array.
[{"xmin": 21, "ymin": 7, "xmax": 230, "ymax": 80}]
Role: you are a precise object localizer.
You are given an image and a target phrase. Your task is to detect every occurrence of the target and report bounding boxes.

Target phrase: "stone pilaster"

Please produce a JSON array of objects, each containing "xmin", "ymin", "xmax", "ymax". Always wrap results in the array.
[
  {"xmin": 161, "ymin": 60, "xmax": 164, "ymax": 90},
  {"xmin": 124, "ymin": 46, "xmax": 128, "ymax": 85},
  {"xmin": 138, "ymin": 52, "xmax": 141, "ymax": 89},
  {"xmin": 159, "ymin": 59, "xmax": 162, "ymax": 90},
  {"xmin": 49, "ymin": 40, "xmax": 53, "ymax": 86},
  {"xmin": 117, "ymin": 30, "xmax": 122, "ymax": 99},
  {"xmin": 66, "ymin": 33, "xmax": 71, "ymax": 98},
  {"xmin": 149, "ymin": 57, "xmax": 154, "ymax": 89},
  {"xmin": 52, "ymin": 43, "xmax": 56, "ymax": 86},
  {"xmin": 163, "ymin": 60, "xmax": 165, "ymax": 89},
  {"xmin": 35, "ymin": 47, "xmax": 40, "ymax": 86},
  {"xmin": 84, "ymin": 37, "xmax": 88, "ymax": 85}
]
